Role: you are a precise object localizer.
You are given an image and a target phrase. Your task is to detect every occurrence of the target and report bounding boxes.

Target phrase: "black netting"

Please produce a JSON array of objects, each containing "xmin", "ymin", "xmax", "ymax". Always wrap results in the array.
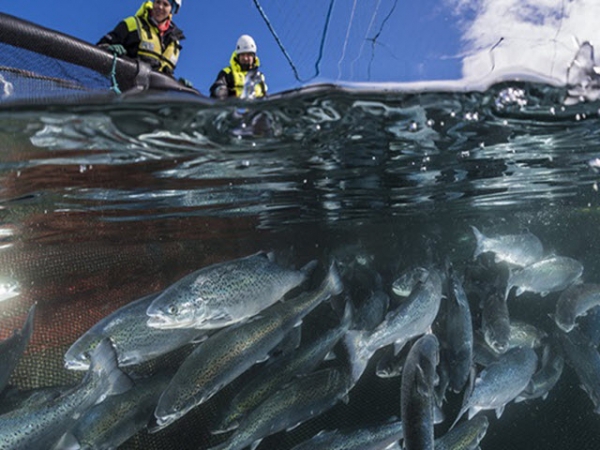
[
  {"xmin": 0, "ymin": 43, "xmax": 114, "ymax": 103},
  {"xmin": 251, "ymin": 0, "xmax": 402, "ymax": 83},
  {"xmin": 0, "ymin": 13, "xmax": 199, "ymax": 105}
]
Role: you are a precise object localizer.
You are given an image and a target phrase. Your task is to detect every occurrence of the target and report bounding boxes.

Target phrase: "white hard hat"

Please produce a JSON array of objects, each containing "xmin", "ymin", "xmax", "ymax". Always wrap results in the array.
[
  {"xmin": 169, "ymin": 0, "xmax": 181, "ymax": 14},
  {"xmin": 236, "ymin": 35, "xmax": 257, "ymax": 55}
]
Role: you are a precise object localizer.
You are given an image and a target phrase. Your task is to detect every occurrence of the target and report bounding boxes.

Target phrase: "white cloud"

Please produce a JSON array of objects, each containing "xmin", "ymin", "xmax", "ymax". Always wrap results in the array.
[{"xmin": 447, "ymin": 0, "xmax": 600, "ymax": 83}]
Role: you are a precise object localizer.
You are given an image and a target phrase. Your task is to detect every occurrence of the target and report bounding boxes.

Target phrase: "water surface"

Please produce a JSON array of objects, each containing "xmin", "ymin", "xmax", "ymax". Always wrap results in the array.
[{"xmin": 1, "ymin": 81, "xmax": 600, "ymax": 449}]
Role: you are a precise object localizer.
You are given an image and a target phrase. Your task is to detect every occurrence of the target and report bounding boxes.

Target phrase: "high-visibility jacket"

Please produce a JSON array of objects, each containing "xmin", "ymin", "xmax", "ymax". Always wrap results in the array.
[
  {"xmin": 97, "ymin": 1, "xmax": 184, "ymax": 75},
  {"xmin": 210, "ymin": 52, "xmax": 267, "ymax": 99}
]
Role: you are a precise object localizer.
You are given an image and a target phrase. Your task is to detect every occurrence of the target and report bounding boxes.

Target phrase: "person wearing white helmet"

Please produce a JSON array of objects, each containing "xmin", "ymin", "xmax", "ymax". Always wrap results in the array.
[
  {"xmin": 97, "ymin": 0, "xmax": 192, "ymax": 87},
  {"xmin": 210, "ymin": 34, "xmax": 268, "ymax": 99}
]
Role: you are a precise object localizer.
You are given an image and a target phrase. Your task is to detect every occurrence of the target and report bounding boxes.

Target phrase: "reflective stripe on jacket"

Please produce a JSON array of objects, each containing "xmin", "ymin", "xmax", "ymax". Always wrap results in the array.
[
  {"xmin": 222, "ymin": 51, "xmax": 267, "ymax": 98},
  {"xmin": 123, "ymin": 1, "xmax": 181, "ymax": 73}
]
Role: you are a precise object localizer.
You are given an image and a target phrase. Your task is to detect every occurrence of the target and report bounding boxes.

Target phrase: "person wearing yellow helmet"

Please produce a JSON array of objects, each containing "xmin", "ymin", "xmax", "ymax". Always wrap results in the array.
[
  {"xmin": 97, "ymin": 0, "xmax": 192, "ymax": 87},
  {"xmin": 210, "ymin": 34, "xmax": 268, "ymax": 100}
]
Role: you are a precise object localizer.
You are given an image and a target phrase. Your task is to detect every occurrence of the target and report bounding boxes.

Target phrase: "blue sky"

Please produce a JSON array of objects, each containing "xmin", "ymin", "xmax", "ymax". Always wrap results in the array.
[{"xmin": 3, "ymin": 1, "xmax": 600, "ymax": 94}]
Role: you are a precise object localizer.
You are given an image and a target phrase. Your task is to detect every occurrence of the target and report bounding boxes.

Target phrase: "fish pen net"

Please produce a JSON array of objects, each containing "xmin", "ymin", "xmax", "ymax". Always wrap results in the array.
[
  {"xmin": 0, "ymin": 13, "xmax": 196, "ymax": 105},
  {"xmin": 251, "ymin": 0, "xmax": 401, "ymax": 83},
  {"xmin": 0, "ymin": 43, "xmax": 115, "ymax": 103}
]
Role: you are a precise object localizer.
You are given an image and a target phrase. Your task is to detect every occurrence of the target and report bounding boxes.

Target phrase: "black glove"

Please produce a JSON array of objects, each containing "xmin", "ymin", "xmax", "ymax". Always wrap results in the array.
[
  {"xmin": 214, "ymin": 85, "xmax": 228, "ymax": 100},
  {"xmin": 178, "ymin": 77, "xmax": 193, "ymax": 88},
  {"xmin": 105, "ymin": 44, "xmax": 126, "ymax": 57}
]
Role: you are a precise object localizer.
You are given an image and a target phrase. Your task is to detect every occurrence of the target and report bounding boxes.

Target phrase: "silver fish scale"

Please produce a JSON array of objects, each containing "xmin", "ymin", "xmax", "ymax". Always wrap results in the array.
[
  {"xmin": 401, "ymin": 334, "xmax": 439, "ymax": 450},
  {"xmin": 444, "ymin": 272, "xmax": 474, "ymax": 393},
  {"xmin": 214, "ymin": 303, "xmax": 350, "ymax": 434},
  {"xmin": 217, "ymin": 368, "xmax": 353, "ymax": 450},
  {"xmin": 289, "ymin": 420, "xmax": 404, "ymax": 450},
  {"xmin": 368, "ymin": 269, "xmax": 443, "ymax": 353},
  {"xmin": 70, "ymin": 372, "xmax": 171, "ymax": 449},
  {"xmin": 465, "ymin": 347, "xmax": 538, "ymax": 418},
  {"xmin": 482, "ymin": 291, "xmax": 511, "ymax": 354},
  {"xmin": 65, "ymin": 293, "xmax": 203, "ymax": 369},
  {"xmin": 147, "ymin": 252, "xmax": 311, "ymax": 329},
  {"xmin": 0, "ymin": 340, "xmax": 129, "ymax": 450},
  {"xmin": 154, "ymin": 265, "xmax": 341, "ymax": 429},
  {"xmin": 189, "ymin": 255, "xmax": 301, "ymax": 308},
  {"xmin": 555, "ymin": 283, "xmax": 600, "ymax": 332},
  {"xmin": 155, "ymin": 313, "xmax": 285, "ymax": 425},
  {"xmin": 435, "ymin": 415, "xmax": 489, "ymax": 450},
  {"xmin": 471, "ymin": 226, "xmax": 543, "ymax": 267},
  {"xmin": 506, "ymin": 256, "xmax": 583, "ymax": 299},
  {"xmin": 556, "ymin": 328, "xmax": 600, "ymax": 413}
]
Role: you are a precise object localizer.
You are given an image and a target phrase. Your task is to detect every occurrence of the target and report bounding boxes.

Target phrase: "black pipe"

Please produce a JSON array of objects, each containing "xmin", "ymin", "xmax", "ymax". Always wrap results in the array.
[{"xmin": 0, "ymin": 12, "xmax": 200, "ymax": 95}]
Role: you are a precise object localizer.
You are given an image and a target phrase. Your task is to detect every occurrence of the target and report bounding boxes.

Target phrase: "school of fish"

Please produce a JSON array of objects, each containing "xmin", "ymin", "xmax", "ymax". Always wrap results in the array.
[{"xmin": 0, "ymin": 226, "xmax": 599, "ymax": 449}]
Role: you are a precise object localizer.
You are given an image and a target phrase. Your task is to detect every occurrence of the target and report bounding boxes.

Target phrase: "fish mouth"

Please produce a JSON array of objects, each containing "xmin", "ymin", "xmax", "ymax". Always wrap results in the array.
[
  {"xmin": 146, "ymin": 315, "xmax": 195, "ymax": 329},
  {"xmin": 155, "ymin": 413, "xmax": 178, "ymax": 427},
  {"xmin": 491, "ymin": 343, "xmax": 508, "ymax": 353},
  {"xmin": 155, "ymin": 404, "xmax": 195, "ymax": 430},
  {"xmin": 211, "ymin": 422, "xmax": 239, "ymax": 435},
  {"xmin": 64, "ymin": 359, "xmax": 90, "ymax": 371},
  {"xmin": 555, "ymin": 319, "xmax": 574, "ymax": 332}
]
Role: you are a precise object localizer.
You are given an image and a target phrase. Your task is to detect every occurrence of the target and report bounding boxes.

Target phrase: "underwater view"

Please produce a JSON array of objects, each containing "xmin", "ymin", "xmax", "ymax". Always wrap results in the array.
[{"xmin": 1, "ymin": 75, "xmax": 600, "ymax": 449}]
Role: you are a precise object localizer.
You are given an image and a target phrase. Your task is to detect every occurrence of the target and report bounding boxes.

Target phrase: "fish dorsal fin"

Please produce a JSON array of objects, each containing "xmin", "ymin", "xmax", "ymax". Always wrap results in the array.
[
  {"xmin": 191, "ymin": 333, "xmax": 208, "ymax": 344},
  {"xmin": 495, "ymin": 404, "xmax": 506, "ymax": 418},
  {"xmin": 393, "ymin": 341, "xmax": 406, "ymax": 356},
  {"xmin": 468, "ymin": 405, "xmax": 482, "ymax": 420},
  {"xmin": 51, "ymin": 432, "xmax": 80, "ymax": 450},
  {"xmin": 300, "ymin": 259, "xmax": 318, "ymax": 276},
  {"xmin": 286, "ymin": 421, "xmax": 303, "ymax": 432},
  {"xmin": 256, "ymin": 353, "xmax": 270, "ymax": 364},
  {"xmin": 250, "ymin": 438, "xmax": 263, "ymax": 450},
  {"xmin": 209, "ymin": 310, "xmax": 235, "ymax": 325},
  {"xmin": 515, "ymin": 287, "xmax": 525, "ymax": 297},
  {"xmin": 416, "ymin": 365, "xmax": 430, "ymax": 397},
  {"xmin": 450, "ymin": 365, "xmax": 477, "ymax": 429}
]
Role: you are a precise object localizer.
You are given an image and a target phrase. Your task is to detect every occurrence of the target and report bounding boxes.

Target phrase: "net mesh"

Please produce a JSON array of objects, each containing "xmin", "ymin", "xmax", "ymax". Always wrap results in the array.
[
  {"xmin": 252, "ymin": 0, "xmax": 401, "ymax": 83},
  {"xmin": 0, "ymin": 13, "xmax": 197, "ymax": 105},
  {"xmin": 0, "ymin": 42, "xmax": 114, "ymax": 103}
]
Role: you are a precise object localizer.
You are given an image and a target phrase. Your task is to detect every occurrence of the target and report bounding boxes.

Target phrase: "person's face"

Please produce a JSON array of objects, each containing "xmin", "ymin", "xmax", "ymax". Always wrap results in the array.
[
  {"xmin": 238, "ymin": 52, "xmax": 255, "ymax": 68},
  {"xmin": 152, "ymin": 0, "xmax": 172, "ymax": 23}
]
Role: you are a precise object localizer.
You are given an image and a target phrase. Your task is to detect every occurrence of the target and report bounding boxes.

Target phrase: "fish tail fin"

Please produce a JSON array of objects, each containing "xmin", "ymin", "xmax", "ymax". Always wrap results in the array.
[
  {"xmin": 339, "ymin": 298, "xmax": 354, "ymax": 330},
  {"xmin": 322, "ymin": 261, "xmax": 345, "ymax": 316},
  {"xmin": 207, "ymin": 440, "xmax": 233, "ymax": 450},
  {"xmin": 384, "ymin": 443, "xmax": 402, "ymax": 450},
  {"xmin": 21, "ymin": 302, "xmax": 37, "ymax": 341},
  {"xmin": 88, "ymin": 338, "xmax": 133, "ymax": 401},
  {"xmin": 52, "ymin": 431, "xmax": 80, "ymax": 450},
  {"xmin": 342, "ymin": 329, "xmax": 371, "ymax": 382},
  {"xmin": 504, "ymin": 268, "xmax": 516, "ymax": 300},
  {"xmin": 210, "ymin": 418, "xmax": 239, "ymax": 435},
  {"xmin": 450, "ymin": 405, "xmax": 468, "ymax": 430},
  {"xmin": 471, "ymin": 225, "xmax": 485, "ymax": 259},
  {"xmin": 325, "ymin": 261, "xmax": 344, "ymax": 297},
  {"xmin": 450, "ymin": 364, "xmax": 476, "ymax": 429},
  {"xmin": 300, "ymin": 259, "xmax": 319, "ymax": 277}
]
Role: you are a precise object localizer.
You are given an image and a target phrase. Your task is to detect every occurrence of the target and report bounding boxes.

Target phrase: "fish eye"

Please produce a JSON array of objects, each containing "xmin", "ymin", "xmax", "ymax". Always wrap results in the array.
[
  {"xmin": 493, "ymin": 343, "xmax": 507, "ymax": 352},
  {"xmin": 167, "ymin": 304, "xmax": 179, "ymax": 315}
]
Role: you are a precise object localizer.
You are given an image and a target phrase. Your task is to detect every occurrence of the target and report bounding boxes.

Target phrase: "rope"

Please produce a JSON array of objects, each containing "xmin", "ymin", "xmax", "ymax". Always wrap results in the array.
[
  {"xmin": 109, "ymin": 53, "xmax": 121, "ymax": 94},
  {"xmin": 251, "ymin": 0, "xmax": 336, "ymax": 83},
  {"xmin": 252, "ymin": 0, "xmax": 301, "ymax": 82},
  {"xmin": 337, "ymin": 0, "xmax": 357, "ymax": 80},
  {"xmin": 367, "ymin": 0, "xmax": 399, "ymax": 80},
  {"xmin": 349, "ymin": 0, "xmax": 382, "ymax": 80},
  {"xmin": 313, "ymin": 0, "xmax": 336, "ymax": 80}
]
